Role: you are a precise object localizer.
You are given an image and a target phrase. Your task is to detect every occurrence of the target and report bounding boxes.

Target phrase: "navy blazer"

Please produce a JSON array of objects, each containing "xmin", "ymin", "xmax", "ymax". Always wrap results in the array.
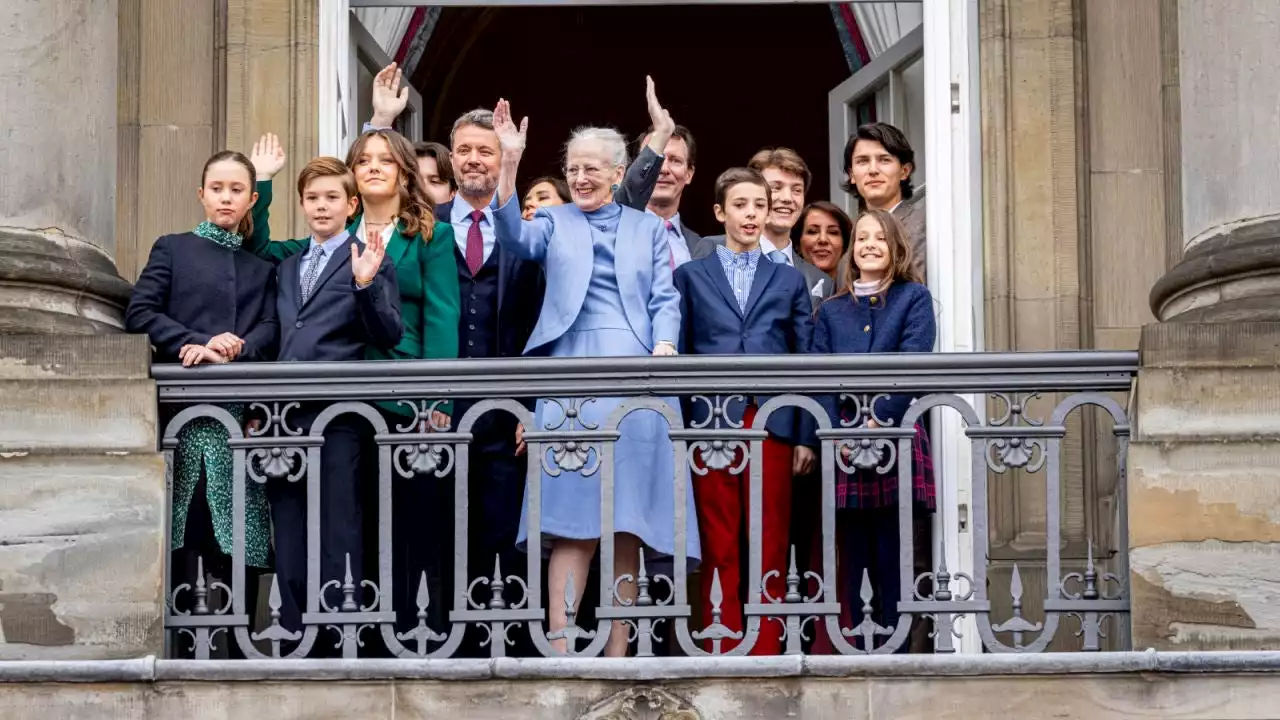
[
  {"xmin": 275, "ymin": 235, "xmax": 403, "ymax": 362},
  {"xmin": 812, "ymin": 281, "xmax": 936, "ymax": 428},
  {"xmin": 126, "ymin": 232, "xmax": 278, "ymax": 363},
  {"xmin": 674, "ymin": 252, "xmax": 813, "ymax": 444}
]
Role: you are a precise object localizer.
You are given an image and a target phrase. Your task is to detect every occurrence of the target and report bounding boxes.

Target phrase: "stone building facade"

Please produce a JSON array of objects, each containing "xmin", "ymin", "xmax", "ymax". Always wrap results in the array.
[{"xmin": 2, "ymin": 0, "xmax": 1280, "ymax": 710}]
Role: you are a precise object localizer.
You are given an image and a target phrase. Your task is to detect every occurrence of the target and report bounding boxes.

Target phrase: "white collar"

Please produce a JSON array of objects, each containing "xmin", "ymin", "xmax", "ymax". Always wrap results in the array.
[{"xmin": 451, "ymin": 197, "xmax": 494, "ymax": 224}]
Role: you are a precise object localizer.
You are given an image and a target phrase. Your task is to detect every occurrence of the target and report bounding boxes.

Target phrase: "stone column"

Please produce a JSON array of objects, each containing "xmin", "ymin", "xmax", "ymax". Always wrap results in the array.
[
  {"xmin": 0, "ymin": 0, "xmax": 131, "ymax": 333},
  {"xmin": 0, "ymin": 1, "xmax": 164, "ymax": 660},
  {"xmin": 1148, "ymin": 0, "xmax": 1280, "ymax": 322},
  {"xmin": 1130, "ymin": 0, "xmax": 1280, "ymax": 650}
]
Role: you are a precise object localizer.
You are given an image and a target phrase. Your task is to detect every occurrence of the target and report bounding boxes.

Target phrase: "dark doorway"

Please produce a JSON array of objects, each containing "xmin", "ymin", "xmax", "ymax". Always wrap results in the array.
[{"xmin": 410, "ymin": 4, "xmax": 851, "ymax": 233}]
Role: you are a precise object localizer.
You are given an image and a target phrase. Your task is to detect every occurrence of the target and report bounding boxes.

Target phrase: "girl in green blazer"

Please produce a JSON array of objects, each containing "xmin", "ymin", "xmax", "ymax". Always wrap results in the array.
[{"xmin": 246, "ymin": 131, "xmax": 460, "ymax": 425}]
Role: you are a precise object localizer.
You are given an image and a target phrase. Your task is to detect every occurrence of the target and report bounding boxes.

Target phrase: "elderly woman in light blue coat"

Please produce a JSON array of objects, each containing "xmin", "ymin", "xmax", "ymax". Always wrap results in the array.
[{"xmin": 490, "ymin": 98, "xmax": 699, "ymax": 656}]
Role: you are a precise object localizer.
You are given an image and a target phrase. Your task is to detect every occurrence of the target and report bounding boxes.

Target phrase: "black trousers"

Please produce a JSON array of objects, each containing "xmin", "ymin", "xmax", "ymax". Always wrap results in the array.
[
  {"xmin": 266, "ymin": 413, "xmax": 369, "ymax": 655},
  {"xmin": 453, "ymin": 402, "xmax": 535, "ymax": 658}
]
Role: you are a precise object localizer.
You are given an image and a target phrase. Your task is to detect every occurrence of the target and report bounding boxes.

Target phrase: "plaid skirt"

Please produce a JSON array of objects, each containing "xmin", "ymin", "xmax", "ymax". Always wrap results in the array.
[{"xmin": 835, "ymin": 421, "xmax": 936, "ymax": 511}]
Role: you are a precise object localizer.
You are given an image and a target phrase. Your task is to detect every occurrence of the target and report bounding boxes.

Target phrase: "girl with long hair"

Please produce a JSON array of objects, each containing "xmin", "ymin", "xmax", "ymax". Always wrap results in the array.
[
  {"xmin": 812, "ymin": 208, "xmax": 936, "ymax": 650},
  {"xmin": 126, "ymin": 151, "xmax": 279, "ymax": 654}
]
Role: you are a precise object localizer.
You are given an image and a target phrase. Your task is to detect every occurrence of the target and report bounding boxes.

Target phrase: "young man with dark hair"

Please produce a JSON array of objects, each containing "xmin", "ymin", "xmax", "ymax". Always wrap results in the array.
[
  {"xmin": 413, "ymin": 140, "xmax": 456, "ymax": 206},
  {"xmin": 839, "ymin": 122, "xmax": 925, "ymax": 283},
  {"xmin": 674, "ymin": 167, "xmax": 815, "ymax": 655}
]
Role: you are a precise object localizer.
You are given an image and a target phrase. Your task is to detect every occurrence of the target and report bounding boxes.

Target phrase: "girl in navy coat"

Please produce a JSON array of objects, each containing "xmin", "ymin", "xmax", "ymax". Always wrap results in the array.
[
  {"xmin": 126, "ymin": 151, "xmax": 278, "ymax": 653},
  {"xmin": 811, "ymin": 208, "xmax": 935, "ymax": 649}
]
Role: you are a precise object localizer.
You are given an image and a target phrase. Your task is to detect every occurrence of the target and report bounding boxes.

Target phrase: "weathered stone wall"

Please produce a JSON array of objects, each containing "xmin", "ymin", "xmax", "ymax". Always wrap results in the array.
[
  {"xmin": 0, "ymin": 335, "xmax": 165, "ymax": 660},
  {"xmin": 1130, "ymin": 323, "xmax": 1280, "ymax": 649}
]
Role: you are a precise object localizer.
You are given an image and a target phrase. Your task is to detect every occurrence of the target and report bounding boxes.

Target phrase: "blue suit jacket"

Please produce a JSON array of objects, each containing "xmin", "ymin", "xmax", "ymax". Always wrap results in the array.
[
  {"xmin": 275, "ymin": 235, "xmax": 404, "ymax": 362},
  {"xmin": 493, "ymin": 198, "xmax": 681, "ymax": 354},
  {"xmin": 811, "ymin": 281, "xmax": 936, "ymax": 428},
  {"xmin": 674, "ymin": 252, "xmax": 814, "ymax": 444}
]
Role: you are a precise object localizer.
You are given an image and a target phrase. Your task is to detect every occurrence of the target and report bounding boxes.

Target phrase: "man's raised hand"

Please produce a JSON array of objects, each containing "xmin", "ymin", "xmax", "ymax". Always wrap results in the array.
[
  {"xmin": 645, "ymin": 76, "xmax": 675, "ymax": 154},
  {"xmin": 493, "ymin": 98, "xmax": 528, "ymax": 158}
]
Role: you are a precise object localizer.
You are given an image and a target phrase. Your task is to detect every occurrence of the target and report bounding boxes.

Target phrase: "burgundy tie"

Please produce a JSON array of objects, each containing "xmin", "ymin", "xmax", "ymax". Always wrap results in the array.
[
  {"xmin": 466, "ymin": 210, "xmax": 484, "ymax": 275},
  {"xmin": 664, "ymin": 220, "xmax": 676, "ymax": 269}
]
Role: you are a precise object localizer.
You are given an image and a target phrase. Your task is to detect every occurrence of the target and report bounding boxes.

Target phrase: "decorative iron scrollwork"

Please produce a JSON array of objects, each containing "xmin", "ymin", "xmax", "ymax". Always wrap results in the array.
[
  {"xmin": 246, "ymin": 401, "xmax": 306, "ymax": 483},
  {"xmin": 985, "ymin": 393, "xmax": 1046, "ymax": 473},
  {"xmin": 392, "ymin": 400, "xmax": 455, "ymax": 478},
  {"xmin": 540, "ymin": 398, "xmax": 601, "ymax": 478}
]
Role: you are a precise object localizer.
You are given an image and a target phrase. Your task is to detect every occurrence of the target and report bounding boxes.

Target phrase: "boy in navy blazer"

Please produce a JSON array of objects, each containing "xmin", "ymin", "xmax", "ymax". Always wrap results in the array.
[
  {"xmin": 269, "ymin": 157, "xmax": 403, "ymax": 648},
  {"xmin": 673, "ymin": 168, "xmax": 814, "ymax": 655}
]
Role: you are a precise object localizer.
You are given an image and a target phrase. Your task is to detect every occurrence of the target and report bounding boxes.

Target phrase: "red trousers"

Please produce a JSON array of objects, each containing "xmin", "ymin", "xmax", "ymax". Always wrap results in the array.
[{"xmin": 693, "ymin": 406, "xmax": 793, "ymax": 655}]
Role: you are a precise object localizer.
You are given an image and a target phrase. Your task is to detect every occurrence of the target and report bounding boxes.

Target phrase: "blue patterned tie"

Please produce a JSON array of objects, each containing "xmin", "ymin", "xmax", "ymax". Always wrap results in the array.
[{"xmin": 300, "ymin": 247, "xmax": 325, "ymax": 303}]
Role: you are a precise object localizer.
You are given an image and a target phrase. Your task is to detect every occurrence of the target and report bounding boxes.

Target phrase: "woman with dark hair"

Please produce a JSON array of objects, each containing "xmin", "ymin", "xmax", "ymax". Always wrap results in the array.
[
  {"xmin": 522, "ymin": 175, "xmax": 572, "ymax": 220},
  {"xmin": 792, "ymin": 201, "xmax": 852, "ymax": 281},
  {"xmin": 812, "ymin": 208, "xmax": 936, "ymax": 652},
  {"xmin": 126, "ymin": 150, "xmax": 279, "ymax": 651}
]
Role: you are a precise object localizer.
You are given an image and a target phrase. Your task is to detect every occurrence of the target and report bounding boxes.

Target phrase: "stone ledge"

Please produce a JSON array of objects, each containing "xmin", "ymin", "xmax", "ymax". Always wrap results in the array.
[
  {"xmin": 0, "ymin": 380, "xmax": 157, "ymax": 454},
  {"xmin": 0, "ymin": 335, "xmax": 150, "ymax": 380},
  {"xmin": 7, "ymin": 654, "xmax": 1280, "ymax": 719},
  {"xmin": 6, "ymin": 651, "xmax": 1280, "ymax": 683},
  {"xmin": 1141, "ymin": 321, "xmax": 1280, "ymax": 368}
]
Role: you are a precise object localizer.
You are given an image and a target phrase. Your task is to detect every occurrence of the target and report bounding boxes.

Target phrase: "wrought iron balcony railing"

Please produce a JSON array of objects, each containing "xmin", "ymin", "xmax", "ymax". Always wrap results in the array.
[{"xmin": 153, "ymin": 351, "xmax": 1135, "ymax": 660}]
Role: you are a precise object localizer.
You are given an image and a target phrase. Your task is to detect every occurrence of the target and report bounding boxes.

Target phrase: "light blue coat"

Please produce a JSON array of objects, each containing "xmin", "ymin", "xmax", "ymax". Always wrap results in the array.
[{"xmin": 493, "ymin": 197, "xmax": 681, "ymax": 354}]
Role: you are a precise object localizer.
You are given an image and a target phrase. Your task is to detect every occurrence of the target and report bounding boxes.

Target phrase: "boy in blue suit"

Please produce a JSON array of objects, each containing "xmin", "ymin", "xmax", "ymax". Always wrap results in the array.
[
  {"xmin": 673, "ymin": 168, "xmax": 814, "ymax": 654},
  {"xmin": 269, "ymin": 157, "xmax": 403, "ymax": 651}
]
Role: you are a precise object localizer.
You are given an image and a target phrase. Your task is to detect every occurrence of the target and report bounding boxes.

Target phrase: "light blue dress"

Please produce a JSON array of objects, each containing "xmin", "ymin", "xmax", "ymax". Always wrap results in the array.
[{"xmin": 510, "ymin": 202, "xmax": 700, "ymax": 567}]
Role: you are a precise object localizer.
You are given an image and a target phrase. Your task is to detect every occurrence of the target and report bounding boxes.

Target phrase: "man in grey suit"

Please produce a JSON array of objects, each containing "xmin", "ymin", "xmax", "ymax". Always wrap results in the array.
[
  {"xmin": 710, "ymin": 148, "xmax": 832, "ymax": 309},
  {"xmin": 836, "ymin": 122, "xmax": 926, "ymax": 288}
]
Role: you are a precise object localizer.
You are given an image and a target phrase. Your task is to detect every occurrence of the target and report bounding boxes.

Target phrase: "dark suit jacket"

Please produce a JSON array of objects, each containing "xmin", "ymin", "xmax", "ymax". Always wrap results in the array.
[
  {"xmin": 275, "ymin": 235, "xmax": 403, "ymax": 362},
  {"xmin": 436, "ymin": 200, "xmax": 545, "ymax": 359},
  {"xmin": 615, "ymin": 146, "xmax": 712, "ymax": 262},
  {"xmin": 706, "ymin": 235, "xmax": 832, "ymax": 309},
  {"xmin": 126, "ymin": 232, "xmax": 279, "ymax": 362},
  {"xmin": 674, "ymin": 253, "xmax": 814, "ymax": 444},
  {"xmin": 812, "ymin": 281, "xmax": 936, "ymax": 428}
]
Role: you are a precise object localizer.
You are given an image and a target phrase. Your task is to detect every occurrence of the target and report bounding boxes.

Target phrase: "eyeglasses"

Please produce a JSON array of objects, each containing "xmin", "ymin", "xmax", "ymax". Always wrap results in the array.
[{"xmin": 563, "ymin": 165, "xmax": 606, "ymax": 180}]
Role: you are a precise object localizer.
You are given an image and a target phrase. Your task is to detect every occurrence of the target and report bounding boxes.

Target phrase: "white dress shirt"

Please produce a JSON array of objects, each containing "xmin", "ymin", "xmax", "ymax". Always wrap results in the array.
[
  {"xmin": 762, "ymin": 236, "xmax": 796, "ymax": 266},
  {"xmin": 650, "ymin": 210, "xmax": 692, "ymax": 267}
]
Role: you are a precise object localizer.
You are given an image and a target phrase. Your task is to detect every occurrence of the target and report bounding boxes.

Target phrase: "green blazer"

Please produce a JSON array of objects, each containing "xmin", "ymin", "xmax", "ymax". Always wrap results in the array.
[{"xmin": 247, "ymin": 181, "xmax": 461, "ymax": 416}]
